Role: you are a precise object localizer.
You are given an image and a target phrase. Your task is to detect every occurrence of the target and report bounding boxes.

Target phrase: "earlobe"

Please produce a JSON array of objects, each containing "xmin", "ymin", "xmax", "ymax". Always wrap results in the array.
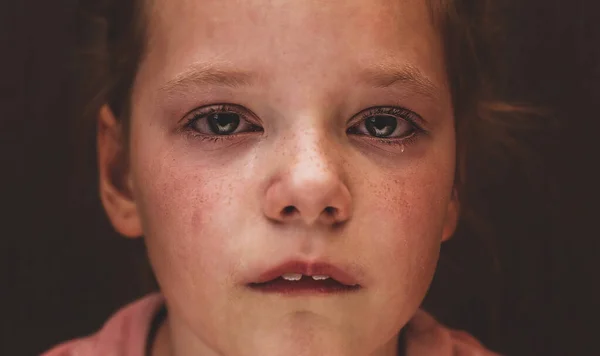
[
  {"xmin": 97, "ymin": 105, "xmax": 143, "ymax": 238},
  {"xmin": 441, "ymin": 189, "xmax": 459, "ymax": 242}
]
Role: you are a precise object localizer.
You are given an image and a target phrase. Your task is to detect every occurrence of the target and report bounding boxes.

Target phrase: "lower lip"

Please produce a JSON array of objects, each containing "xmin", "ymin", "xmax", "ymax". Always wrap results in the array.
[{"xmin": 248, "ymin": 276, "xmax": 361, "ymax": 295}]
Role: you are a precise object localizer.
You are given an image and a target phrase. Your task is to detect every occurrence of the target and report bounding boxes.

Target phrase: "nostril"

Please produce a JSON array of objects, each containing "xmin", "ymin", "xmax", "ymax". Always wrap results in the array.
[
  {"xmin": 324, "ymin": 206, "xmax": 336, "ymax": 215},
  {"xmin": 282, "ymin": 206, "xmax": 297, "ymax": 216}
]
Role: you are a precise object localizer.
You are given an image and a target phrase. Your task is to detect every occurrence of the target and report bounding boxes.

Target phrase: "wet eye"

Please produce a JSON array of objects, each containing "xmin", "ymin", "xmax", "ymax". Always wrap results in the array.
[
  {"xmin": 348, "ymin": 107, "xmax": 420, "ymax": 139},
  {"xmin": 185, "ymin": 104, "xmax": 262, "ymax": 136},
  {"xmin": 364, "ymin": 115, "xmax": 398, "ymax": 137},
  {"xmin": 206, "ymin": 112, "xmax": 240, "ymax": 135}
]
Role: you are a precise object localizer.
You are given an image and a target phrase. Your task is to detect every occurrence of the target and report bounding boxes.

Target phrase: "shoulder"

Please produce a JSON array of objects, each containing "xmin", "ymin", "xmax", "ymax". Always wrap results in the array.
[
  {"xmin": 405, "ymin": 309, "xmax": 502, "ymax": 356},
  {"xmin": 41, "ymin": 294, "xmax": 163, "ymax": 356}
]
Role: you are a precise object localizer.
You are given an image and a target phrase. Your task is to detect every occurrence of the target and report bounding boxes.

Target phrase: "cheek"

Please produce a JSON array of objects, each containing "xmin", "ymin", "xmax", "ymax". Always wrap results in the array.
[
  {"xmin": 129, "ymin": 138, "xmax": 250, "ymax": 306},
  {"xmin": 357, "ymin": 151, "xmax": 454, "ymax": 302}
]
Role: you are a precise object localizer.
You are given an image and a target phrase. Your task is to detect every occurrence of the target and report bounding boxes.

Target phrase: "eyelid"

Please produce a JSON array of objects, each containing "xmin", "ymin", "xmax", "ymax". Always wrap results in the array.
[
  {"xmin": 181, "ymin": 103, "xmax": 260, "ymax": 126},
  {"xmin": 348, "ymin": 106, "xmax": 425, "ymax": 129}
]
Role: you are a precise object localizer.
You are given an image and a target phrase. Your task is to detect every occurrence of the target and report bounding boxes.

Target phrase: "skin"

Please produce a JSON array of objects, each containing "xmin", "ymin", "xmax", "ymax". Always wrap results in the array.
[{"xmin": 98, "ymin": 0, "xmax": 459, "ymax": 355}]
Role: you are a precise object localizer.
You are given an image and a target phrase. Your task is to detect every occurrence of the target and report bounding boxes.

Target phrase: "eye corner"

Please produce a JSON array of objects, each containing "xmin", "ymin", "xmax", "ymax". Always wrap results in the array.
[{"xmin": 346, "ymin": 124, "xmax": 359, "ymax": 134}]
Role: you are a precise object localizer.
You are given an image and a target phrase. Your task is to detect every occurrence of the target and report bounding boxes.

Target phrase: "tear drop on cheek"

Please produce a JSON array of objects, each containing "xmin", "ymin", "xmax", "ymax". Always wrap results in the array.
[{"xmin": 400, "ymin": 144, "xmax": 405, "ymax": 153}]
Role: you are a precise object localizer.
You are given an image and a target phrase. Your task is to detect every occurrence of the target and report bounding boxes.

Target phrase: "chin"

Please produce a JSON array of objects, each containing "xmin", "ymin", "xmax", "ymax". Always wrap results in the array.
[
  {"xmin": 237, "ymin": 314, "xmax": 378, "ymax": 356},
  {"xmin": 247, "ymin": 337, "xmax": 357, "ymax": 356}
]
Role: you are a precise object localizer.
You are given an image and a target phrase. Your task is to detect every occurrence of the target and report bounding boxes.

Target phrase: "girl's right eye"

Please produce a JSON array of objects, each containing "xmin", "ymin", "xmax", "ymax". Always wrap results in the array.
[{"xmin": 184, "ymin": 104, "xmax": 263, "ymax": 136}]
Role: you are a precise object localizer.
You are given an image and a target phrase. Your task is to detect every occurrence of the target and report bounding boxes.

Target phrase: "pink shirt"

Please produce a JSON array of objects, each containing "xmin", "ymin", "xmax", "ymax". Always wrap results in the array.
[
  {"xmin": 42, "ymin": 294, "xmax": 163, "ymax": 356},
  {"xmin": 43, "ymin": 294, "xmax": 500, "ymax": 356}
]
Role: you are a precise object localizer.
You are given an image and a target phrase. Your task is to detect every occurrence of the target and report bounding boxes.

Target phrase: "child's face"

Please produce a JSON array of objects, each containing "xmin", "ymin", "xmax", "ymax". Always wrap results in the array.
[{"xmin": 102, "ymin": 0, "xmax": 457, "ymax": 354}]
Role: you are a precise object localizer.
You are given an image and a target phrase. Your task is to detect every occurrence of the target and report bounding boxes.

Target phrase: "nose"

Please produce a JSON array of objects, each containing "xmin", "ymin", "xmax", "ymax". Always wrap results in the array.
[{"xmin": 263, "ymin": 140, "xmax": 352, "ymax": 227}]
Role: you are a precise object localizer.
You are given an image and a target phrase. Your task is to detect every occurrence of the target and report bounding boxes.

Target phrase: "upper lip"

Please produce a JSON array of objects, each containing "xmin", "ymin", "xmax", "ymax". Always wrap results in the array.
[{"xmin": 250, "ymin": 260, "xmax": 361, "ymax": 287}]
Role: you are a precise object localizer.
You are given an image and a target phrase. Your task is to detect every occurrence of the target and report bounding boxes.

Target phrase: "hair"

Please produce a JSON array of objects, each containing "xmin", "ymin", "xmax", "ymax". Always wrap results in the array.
[{"xmin": 71, "ymin": 0, "xmax": 546, "ymax": 343}]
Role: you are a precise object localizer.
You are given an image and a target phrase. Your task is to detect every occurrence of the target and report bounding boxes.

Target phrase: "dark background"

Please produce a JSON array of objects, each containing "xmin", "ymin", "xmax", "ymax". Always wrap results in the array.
[{"xmin": 1, "ymin": 1, "xmax": 598, "ymax": 355}]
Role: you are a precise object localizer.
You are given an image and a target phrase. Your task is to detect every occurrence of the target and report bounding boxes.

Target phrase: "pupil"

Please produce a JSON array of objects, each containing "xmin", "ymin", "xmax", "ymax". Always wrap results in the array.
[
  {"xmin": 208, "ymin": 113, "xmax": 240, "ymax": 135},
  {"xmin": 365, "ymin": 115, "xmax": 397, "ymax": 137}
]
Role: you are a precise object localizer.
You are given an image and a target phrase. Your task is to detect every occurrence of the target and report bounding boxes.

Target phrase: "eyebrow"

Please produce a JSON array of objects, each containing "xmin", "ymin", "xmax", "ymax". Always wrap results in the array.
[
  {"xmin": 359, "ymin": 64, "xmax": 442, "ymax": 101},
  {"xmin": 159, "ymin": 62, "xmax": 442, "ymax": 101},
  {"xmin": 159, "ymin": 63, "xmax": 256, "ymax": 95}
]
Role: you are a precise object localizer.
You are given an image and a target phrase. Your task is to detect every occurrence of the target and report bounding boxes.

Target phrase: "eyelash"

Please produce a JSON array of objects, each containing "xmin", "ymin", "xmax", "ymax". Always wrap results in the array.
[
  {"xmin": 183, "ymin": 104, "xmax": 261, "ymax": 142},
  {"xmin": 182, "ymin": 104, "xmax": 425, "ymax": 147},
  {"xmin": 346, "ymin": 106, "xmax": 425, "ymax": 148}
]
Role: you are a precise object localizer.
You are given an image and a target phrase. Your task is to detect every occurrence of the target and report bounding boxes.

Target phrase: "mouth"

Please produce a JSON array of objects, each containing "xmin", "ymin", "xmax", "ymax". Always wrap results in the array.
[{"xmin": 247, "ymin": 260, "xmax": 362, "ymax": 295}]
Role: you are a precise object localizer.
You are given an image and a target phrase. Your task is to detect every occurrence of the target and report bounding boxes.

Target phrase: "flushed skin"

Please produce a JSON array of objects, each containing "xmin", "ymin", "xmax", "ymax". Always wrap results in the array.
[{"xmin": 98, "ymin": 0, "xmax": 460, "ymax": 355}]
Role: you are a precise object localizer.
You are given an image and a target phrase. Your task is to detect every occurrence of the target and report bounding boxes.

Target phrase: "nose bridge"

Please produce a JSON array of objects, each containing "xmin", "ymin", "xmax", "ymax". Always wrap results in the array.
[{"xmin": 288, "ymin": 126, "xmax": 338, "ymax": 184}]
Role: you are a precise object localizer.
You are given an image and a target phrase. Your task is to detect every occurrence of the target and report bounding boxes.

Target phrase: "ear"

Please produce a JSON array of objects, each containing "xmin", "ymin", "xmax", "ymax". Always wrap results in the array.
[
  {"xmin": 441, "ymin": 189, "xmax": 459, "ymax": 242},
  {"xmin": 97, "ymin": 105, "xmax": 143, "ymax": 238}
]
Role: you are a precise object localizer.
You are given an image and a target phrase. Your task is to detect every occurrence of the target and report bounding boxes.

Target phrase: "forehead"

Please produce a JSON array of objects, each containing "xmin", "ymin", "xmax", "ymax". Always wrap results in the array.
[{"xmin": 140, "ymin": 0, "xmax": 447, "ymax": 96}]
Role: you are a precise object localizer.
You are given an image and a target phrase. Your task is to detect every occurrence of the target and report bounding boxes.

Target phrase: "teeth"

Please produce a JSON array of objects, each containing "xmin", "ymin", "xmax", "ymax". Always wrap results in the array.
[
  {"xmin": 280, "ymin": 274, "xmax": 331, "ymax": 281},
  {"xmin": 281, "ymin": 273, "xmax": 302, "ymax": 281}
]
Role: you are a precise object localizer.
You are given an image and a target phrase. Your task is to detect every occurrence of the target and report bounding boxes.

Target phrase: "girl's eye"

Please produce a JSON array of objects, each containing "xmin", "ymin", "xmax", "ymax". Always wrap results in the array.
[
  {"xmin": 364, "ymin": 115, "xmax": 400, "ymax": 137},
  {"xmin": 185, "ymin": 105, "xmax": 262, "ymax": 136},
  {"xmin": 206, "ymin": 112, "xmax": 240, "ymax": 135},
  {"xmin": 347, "ymin": 107, "xmax": 421, "ymax": 140}
]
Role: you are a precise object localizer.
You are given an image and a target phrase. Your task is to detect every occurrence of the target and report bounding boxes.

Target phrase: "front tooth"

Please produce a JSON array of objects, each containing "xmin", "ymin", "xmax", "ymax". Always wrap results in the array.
[
  {"xmin": 281, "ymin": 273, "xmax": 303, "ymax": 281},
  {"xmin": 311, "ymin": 275, "xmax": 330, "ymax": 281}
]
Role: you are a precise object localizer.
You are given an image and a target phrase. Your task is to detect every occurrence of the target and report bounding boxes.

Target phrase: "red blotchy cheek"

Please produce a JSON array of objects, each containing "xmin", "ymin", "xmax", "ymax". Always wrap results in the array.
[
  {"xmin": 364, "ymin": 171, "xmax": 448, "ymax": 262},
  {"xmin": 139, "ymin": 156, "xmax": 245, "ymax": 259},
  {"xmin": 142, "ymin": 171, "xmax": 213, "ymax": 242},
  {"xmin": 137, "ymin": 169, "xmax": 234, "ymax": 297}
]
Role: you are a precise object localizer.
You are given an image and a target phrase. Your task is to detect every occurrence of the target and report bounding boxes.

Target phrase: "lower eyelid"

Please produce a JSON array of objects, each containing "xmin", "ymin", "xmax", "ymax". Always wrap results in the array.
[
  {"xmin": 184, "ymin": 130, "xmax": 258, "ymax": 144},
  {"xmin": 353, "ymin": 128, "xmax": 422, "ymax": 147}
]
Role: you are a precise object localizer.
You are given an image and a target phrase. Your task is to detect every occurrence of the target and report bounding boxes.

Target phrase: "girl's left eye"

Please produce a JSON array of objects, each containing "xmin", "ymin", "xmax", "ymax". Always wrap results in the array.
[
  {"xmin": 185, "ymin": 104, "xmax": 262, "ymax": 136},
  {"xmin": 347, "ymin": 107, "xmax": 421, "ymax": 140}
]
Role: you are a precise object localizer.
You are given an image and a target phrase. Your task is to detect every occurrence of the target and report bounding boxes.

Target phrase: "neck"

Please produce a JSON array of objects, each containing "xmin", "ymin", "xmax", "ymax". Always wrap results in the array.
[{"xmin": 151, "ymin": 319, "xmax": 173, "ymax": 356}]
